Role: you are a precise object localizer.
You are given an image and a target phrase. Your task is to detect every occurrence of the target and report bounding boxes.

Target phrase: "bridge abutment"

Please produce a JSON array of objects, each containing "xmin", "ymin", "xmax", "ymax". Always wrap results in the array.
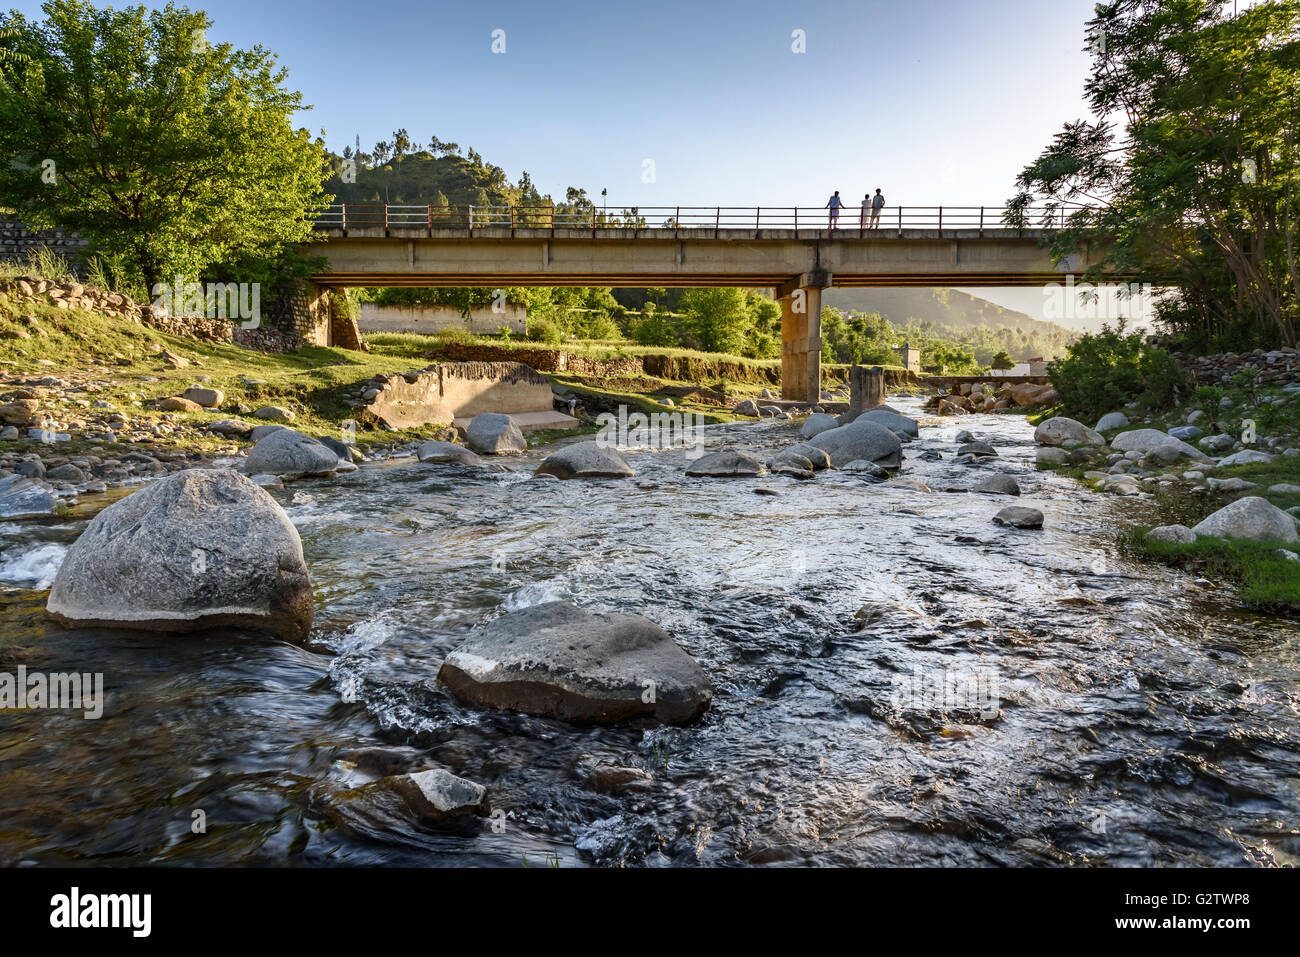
[{"xmin": 778, "ymin": 273, "xmax": 826, "ymax": 404}]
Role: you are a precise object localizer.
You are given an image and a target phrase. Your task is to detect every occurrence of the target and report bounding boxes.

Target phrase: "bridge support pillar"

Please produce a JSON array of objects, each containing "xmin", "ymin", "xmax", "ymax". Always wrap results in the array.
[{"xmin": 778, "ymin": 275, "xmax": 826, "ymax": 404}]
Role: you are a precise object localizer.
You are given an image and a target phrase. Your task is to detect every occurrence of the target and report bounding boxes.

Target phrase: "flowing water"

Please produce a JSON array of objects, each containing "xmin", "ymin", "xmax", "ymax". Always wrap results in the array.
[{"xmin": 1, "ymin": 397, "xmax": 1297, "ymax": 867}]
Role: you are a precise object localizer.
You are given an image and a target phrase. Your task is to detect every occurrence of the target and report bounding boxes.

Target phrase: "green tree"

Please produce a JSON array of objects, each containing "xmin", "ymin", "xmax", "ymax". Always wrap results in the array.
[
  {"xmin": 1007, "ymin": 0, "xmax": 1300, "ymax": 349},
  {"xmin": 0, "ymin": 0, "xmax": 331, "ymax": 292},
  {"xmin": 680, "ymin": 287, "xmax": 754, "ymax": 355},
  {"xmin": 991, "ymin": 350, "xmax": 1015, "ymax": 370}
]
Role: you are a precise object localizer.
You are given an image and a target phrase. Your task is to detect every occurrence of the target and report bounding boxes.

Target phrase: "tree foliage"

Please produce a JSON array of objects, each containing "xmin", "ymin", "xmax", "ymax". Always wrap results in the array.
[
  {"xmin": 1007, "ymin": 0, "xmax": 1300, "ymax": 350},
  {"xmin": 0, "ymin": 0, "xmax": 333, "ymax": 291}
]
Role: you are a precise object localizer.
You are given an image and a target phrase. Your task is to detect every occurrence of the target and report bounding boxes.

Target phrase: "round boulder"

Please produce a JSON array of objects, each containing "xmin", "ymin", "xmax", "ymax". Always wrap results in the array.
[
  {"xmin": 685, "ymin": 449, "xmax": 765, "ymax": 477},
  {"xmin": 244, "ymin": 428, "xmax": 340, "ymax": 479},
  {"xmin": 417, "ymin": 440, "xmax": 486, "ymax": 466},
  {"xmin": 45, "ymin": 469, "xmax": 313, "ymax": 640},
  {"xmin": 800, "ymin": 413, "xmax": 839, "ymax": 440},
  {"xmin": 1192, "ymin": 497, "xmax": 1299, "ymax": 543},
  {"xmin": 437, "ymin": 601, "xmax": 712, "ymax": 725},
  {"xmin": 972, "ymin": 474, "xmax": 1021, "ymax": 496},
  {"xmin": 807, "ymin": 419, "xmax": 903, "ymax": 469},
  {"xmin": 466, "ymin": 413, "xmax": 526, "ymax": 455},
  {"xmin": 1034, "ymin": 417, "xmax": 1106, "ymax": 448},
  {"xmin": 535, "ymin": 441, "xmax": 635, "ymax": 479}
]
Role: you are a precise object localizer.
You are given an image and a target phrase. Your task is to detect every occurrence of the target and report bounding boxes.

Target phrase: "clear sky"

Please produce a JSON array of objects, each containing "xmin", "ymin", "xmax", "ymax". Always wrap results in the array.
[{"xmin": 10, "ymin": 0, "xmax": 1115, "ymax": 322}]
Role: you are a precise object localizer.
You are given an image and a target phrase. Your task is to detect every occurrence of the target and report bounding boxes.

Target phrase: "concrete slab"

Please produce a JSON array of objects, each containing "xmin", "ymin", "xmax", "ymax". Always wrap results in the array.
[{"xmin": 455, "ymin": 411, "xmax": 580, "ymax": 434}]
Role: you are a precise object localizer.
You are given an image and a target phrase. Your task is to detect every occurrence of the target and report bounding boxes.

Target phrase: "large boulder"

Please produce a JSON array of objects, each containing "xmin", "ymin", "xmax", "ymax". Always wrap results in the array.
[
  {"xmin": 438, "ymin": 601, "xmax": 712, "ymax": 725},
  {"xmin": 1148, "ymin": 524, "xmax": 1197, "ymax": 545},
  {"xmin": 1111, "ymin": 428, "xmax": 1209, "ymax": 462},
  {"xmin": 0, "ymin": 474, "xmax": 58, "ymax": 520},
  {"xmin": 684, "ymin": 449, "xmax": 765, "ymax": 477},
  {"xmin": 857, "ymin": 409, "xmax": 919, "ymax": 439},
  {"xmin": 807, "ymin": 419, "xmax": 903, "ymax": 469},
  {"xmin": 45, "ymin": 469, "xmax": 313, "ymax": 640},
  {"xmin": 243, "ymin": 428, "xmax": 340, "ymax": 479},
  {"xmin": 1192, "ymin": 497, "xmax": 1299, "ymax": 543},
  {"xmin": 800, "ymin": 413, "xmax": 839, "ymax": 440},
  {"xmin": 466, "ymin": 413, "xmax": 526, "ymax": 455},
  {"xmin": 181, "ymin": 387, "xmax": 224, "ymax": 408},
  {"xmin": 1218, "ymin": 450, "xmax": 1274, "ymax": 467},
  {"xmin": 972, "ymin": 474, "xmax": 1021, "ymax": 496},
  {"xmin": 416, "ymin": 440, "xmax": 486, "ymax": 466},
  {"xmin": 535, "ymin": 441, "xmax": 635, "ymax": 479},
  {"xmin": 1034, "ymin": 417, "xmax": 1106, "ymax": 448},
  {"xmin": 993, "ymin": 505, "xmax": 1044, "ymax": 529}
]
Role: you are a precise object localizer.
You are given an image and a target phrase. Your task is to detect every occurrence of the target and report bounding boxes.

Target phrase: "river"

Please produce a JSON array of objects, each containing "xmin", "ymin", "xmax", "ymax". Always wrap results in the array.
[{"xmin": 1, "ymin": 397, "xmax": 1297, "ymax": 866}]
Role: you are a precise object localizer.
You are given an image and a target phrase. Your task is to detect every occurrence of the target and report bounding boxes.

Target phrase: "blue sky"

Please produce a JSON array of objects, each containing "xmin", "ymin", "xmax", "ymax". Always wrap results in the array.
[
  {"xmin": 11, "ymin": 0, "xmax": 1102, "ymax": 208},
  {"xmin": 11, "ymin": 0, "xmax": 1115, "ymax": 322}
]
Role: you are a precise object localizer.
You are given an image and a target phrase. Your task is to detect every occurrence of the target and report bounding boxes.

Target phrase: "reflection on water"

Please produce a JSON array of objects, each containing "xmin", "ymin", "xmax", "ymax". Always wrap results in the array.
[{"xmin": 1, "ymin": 398, "xmax": 1297, "ymax": 867}]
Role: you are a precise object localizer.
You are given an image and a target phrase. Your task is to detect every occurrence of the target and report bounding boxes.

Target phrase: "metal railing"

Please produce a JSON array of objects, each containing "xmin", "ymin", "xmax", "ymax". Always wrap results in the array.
[{"xmin": 311, "ymin": 203, "xmax": 1088, "ymax": 236}]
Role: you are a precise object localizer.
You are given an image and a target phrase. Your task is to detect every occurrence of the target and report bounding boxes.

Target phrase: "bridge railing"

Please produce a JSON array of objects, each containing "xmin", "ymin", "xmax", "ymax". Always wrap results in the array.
[{"xmin": 311, "ymin": 203, "xmax": 1089, "ymax": 234}]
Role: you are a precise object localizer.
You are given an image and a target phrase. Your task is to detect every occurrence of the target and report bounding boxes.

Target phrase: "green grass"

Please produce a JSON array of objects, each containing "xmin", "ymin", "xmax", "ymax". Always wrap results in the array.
[{"xmin": 1121, "ymin": 527, "xmax": 1300, "ymax": 611}]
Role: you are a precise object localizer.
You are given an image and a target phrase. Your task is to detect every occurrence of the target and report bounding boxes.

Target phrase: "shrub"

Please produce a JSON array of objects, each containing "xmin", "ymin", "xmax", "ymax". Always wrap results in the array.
[
  {"xmin": 527, "ymin": 317, "xmax": 563, "ymax": 345},
  {"xmin": 1048, "ymin": 321, "xmax": 1189, "ymax": 423}
]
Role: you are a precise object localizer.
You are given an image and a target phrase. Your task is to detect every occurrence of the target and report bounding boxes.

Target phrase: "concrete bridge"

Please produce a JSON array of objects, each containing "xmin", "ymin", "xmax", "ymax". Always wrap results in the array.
[{"xmin": 308, "ymin": 203, "xmax": 1108, "ymax": 404}]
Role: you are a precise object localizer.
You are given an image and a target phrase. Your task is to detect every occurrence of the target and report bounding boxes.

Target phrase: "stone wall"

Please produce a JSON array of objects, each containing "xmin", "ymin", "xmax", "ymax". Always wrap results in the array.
[
  {"xmin": 356, "ymin": 361, "xmax": 555, "ymax": 430},
  {"xmin": 0, "ymin": 218, "xmax": 90, "ymax": 264},
  {"xmin": 1173, "ymin": 347, "xmax": 1300, "ymax": 387},
  {"xmin": 266, "ymin": 281, "xmax": 333, "ymax": 346}
]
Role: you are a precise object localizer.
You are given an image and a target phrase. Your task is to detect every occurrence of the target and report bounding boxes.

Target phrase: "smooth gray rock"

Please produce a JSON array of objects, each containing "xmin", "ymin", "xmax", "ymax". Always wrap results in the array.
[
  {"xmin": 45, "ymin": 464, "xmax": 86, "ymax": 483},
  {"xmin": 45, "ymin": 469, "xmax": 313, "ymax": 640},
  {"xmin": 1199, "ymin": 433, "xmax": 1235, "ymax": 453},
  {"xmin": 466, "ymin": 413, "xmax": 526, "ymax": 455},
  {"xmin": 15, "ymin": 459, "xmax": 45, "ymax": 479},
  {"xmin": 843, "ymin": 460, "xmax": 889, "ymax": 477},
  {"xmin": 858, "ymin": 409, "xmax": 919, "ymax": 439},
  {"xmin": 1035, "ymin": 417, "xmax": 1106, "ymax": 447},
  {"xmin": 209, "ymin": 419, "xmax": 255, "ymax": 438},
  {"xmin": 253, "ymin": 405, "xmax": 295, "ymax": 422},
  {"xmin": 993, "ymin": 505, "xmax": 1044, "ymax": 529},
  {"xmin": 807, "ymin": 419, "xmax": 903, "ymax": 469},
  {"xmin": 958, "ymin": 441, "xmax": 999, "ymax": 458},
  {"xmin": 786, "ymin": 443, "xmax": 832, "ymax": 470},
  {"xmin": 732, "ymin": 399, "xmax": 760, "ymax": 417},
  {"xmin": 249, "ymin": 424, "xmax": 287, "ymax": 442},
  {"xmin": 438, "ymin": 601, "xmax": 712, "ymax": 725},
  {"xmin": 800, "ymin": 413, "xmax": 839, "ymax": 440},
  {"xmin": 1112, "ymin": 428, "xmax": 1209, "ymax": 461},
  {"xmin": 1192, "ymin": 496, "xmax": 1299, "ymax": 543},
  {"xmin": 1148, "ymin": 524, "xmax": 1197, "ymax": 545},
  {"xmin": 1036, "ymin": 447, "xmax": 1068, "ymax": 466},
  {"xmin": 1095, "ymin": 412, "xmax": 1130, "ymax": 432},
  {"xmin": 1218, "ymin": 450, "xmax": 1274, "ymax": 467},
  {"xmin": 1168, "ymin": 425, "xmax": 1204, "ymax": 441},
  {"xmin": 0, "ymin": 474, "xmax": 58, "ymax": 520},
  {"xmin": 972, "ymin": 474, "xmax": 1021, "ymax": 496},
  {"xmin": 1268, "ymin": 483, "xmax": 1300, "ymax": 496},
  {"xmin": 416, "ymin": 440, "xmax": 486, "ymax": 467},
  {"xmin": 536, "ymin": 441, "xmax": 635, "ymax": 479},
  {"xmin": 684, "ymin": 449, "xmax": 765, "ymax": 477},
  {"xmin": 244, "ymin": 428, "xmax": 339, "ymax": 479}
]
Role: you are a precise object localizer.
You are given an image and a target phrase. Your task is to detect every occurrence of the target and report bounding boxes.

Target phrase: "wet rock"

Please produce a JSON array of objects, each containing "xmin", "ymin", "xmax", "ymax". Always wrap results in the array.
[
  {"xmin": 323, "ymin": 768, "xmax": 488, "ymax": 835},
  {"xmin": 1148, "ymin": 524, "xmax": 1196, "ymax": 545},
  {"xmin": 243, "ymin": 428, "xmax": 339, "ymax": 479},
  {"xmin": 684, "ymin": 449, "xmax": 765, "ymax": 477},
  {"xmin": 800, "ymin": 412, "xmax": 839, "ymax": 440},
  {"xmin": 1035, "ymin": 417, "xmax": 1105, "ymax": 447},
  {"xmin": 1192, "ymin": 496, "xmax": 1299, "ymax": 543},
  {"xmin": 316, "ymin": 436, "xmax": 356, "ymax": 464},
  {"xmin": 466, "ymin": 413, "xmax": 526, "ymax": 455},
  {"xmin": 972, "ymin": 474, "xmax": 1021, "ymax": 496},
  {"xmin": 768, "ymin": 449, "xmax": 816, "ymax": 479},
  {"xmin": 1036, "ymin": 447, "xmax": 1068, "ymax": 466},
  {"xmin": 993, "ymin": 505, "xmax": 1044, "ymax": 529},
  {"xmin": 0, "ymin": 474, "xmax": 58, "ymax": 520},
  {"xmin": 438, "ymin": 601, "xmax": 712, "ymax": 725},
  {"xmin": 249, "ymin": 473, "xmax": 284, "ymax": 489},
  {"xmin": 785, "ymin": 443, "xmax": 831, "ymax": 470},
  {"xmin": 807, "ymin": 419, "xmax": 903, "ymax": 469},
  {"xmin": 843, "ymin": 460, "xmax": 890, "ymax": 478},
  {"xmin": 1095, "ymin": 412, "xmax": 1129, "ymax": 432},
  {"xmin": 536, "ymin": 441, "xmax": 635, "ymax": 479},
  {"xmin": 45, "ymin": 469, "xmax": 313, "ymax": 640},
  {"xmin": 416, "ymin": 440, "xmax": 486, "ymax": 466},
  {"xmin": 958, "ymin": 441, "xmax": 999, "ymax": 458},
  {"xmin": 858, "ymin": 409, "xmax": 919, "ymax": 439}
]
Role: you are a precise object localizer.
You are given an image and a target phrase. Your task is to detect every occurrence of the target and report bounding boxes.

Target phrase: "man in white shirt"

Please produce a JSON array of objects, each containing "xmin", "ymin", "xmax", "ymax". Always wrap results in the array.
[{"xmin": 826, "ymin": 191, "xmax": 844, "ymax": 229}]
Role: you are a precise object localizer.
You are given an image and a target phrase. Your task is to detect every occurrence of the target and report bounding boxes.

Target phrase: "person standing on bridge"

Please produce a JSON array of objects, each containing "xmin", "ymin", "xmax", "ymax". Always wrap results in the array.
[
  {"xmin": 826, "ymin": 191, "xmax": 845, "ymax": 229},
  {"xmin": 860, "ymin": 194, "xmax": 871, "ymax": 229},
  {"xmin": 869, "ymin": 188, "xmax": 886, "ymax": 229}
]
